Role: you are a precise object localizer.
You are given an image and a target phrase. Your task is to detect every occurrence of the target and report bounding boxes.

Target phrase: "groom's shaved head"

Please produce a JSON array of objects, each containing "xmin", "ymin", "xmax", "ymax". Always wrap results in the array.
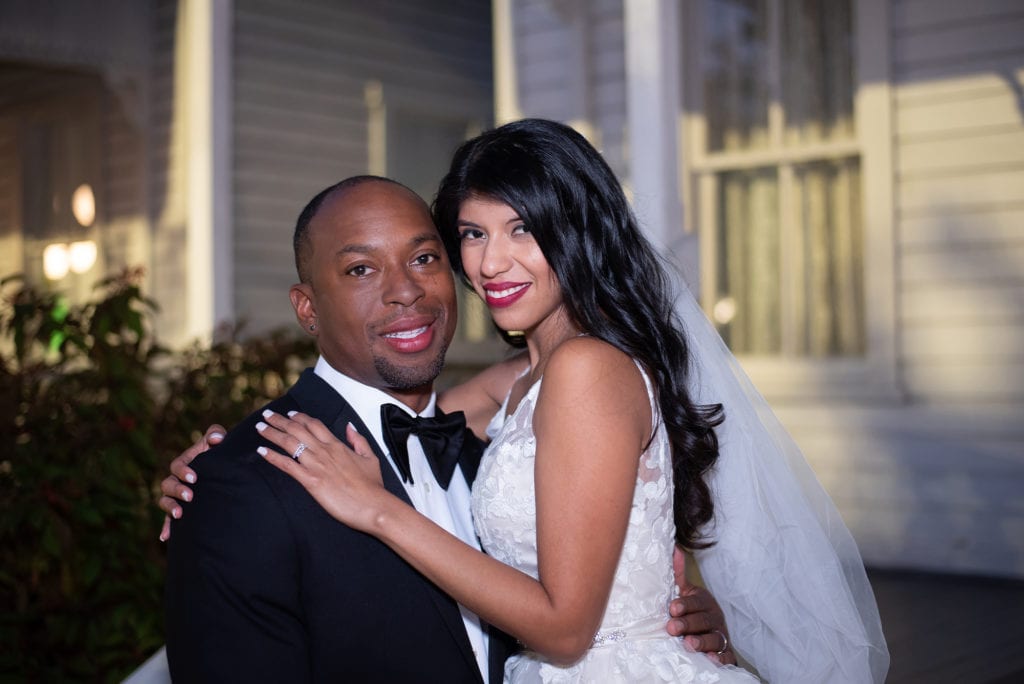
[{"xmin": 293, "ymin": 176, "xmax": 419, "ymax": 284}]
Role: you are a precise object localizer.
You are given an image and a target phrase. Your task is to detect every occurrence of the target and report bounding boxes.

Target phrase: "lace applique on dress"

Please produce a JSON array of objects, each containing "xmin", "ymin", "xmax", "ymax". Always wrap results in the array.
[{"xmin": 472, "ymin": 364, "xmax": 759, "ymax": 683}]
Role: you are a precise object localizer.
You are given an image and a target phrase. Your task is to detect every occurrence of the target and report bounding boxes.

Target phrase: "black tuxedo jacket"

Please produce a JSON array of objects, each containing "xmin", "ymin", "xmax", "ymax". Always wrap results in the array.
[{"xmin": 165, "ymin": 369, "xmax": 514, "ymax": 682}]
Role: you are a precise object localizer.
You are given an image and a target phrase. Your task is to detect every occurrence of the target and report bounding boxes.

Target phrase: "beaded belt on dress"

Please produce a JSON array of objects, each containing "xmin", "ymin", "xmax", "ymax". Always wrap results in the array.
[{"xmin": 591, "ymin": 615, "xmax": 667, "ymax": 648}]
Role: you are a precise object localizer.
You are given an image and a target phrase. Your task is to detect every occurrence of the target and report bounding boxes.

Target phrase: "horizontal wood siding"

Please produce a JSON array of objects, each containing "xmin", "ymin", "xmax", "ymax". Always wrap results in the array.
[
  {"xmin": 148, "ymin": 0, "xmax": 189, "ymax": 343},
  {"xmin": 100, "ymin": 76, "xmax": 148, "ymax": 278},
  {"xmin": 590, "ymin": 0, "xmax": 627, "ymax": 178},
  {"xmin": 512, "ymin": 0, "xmax": 628, "ymax": 178},
  {"xmin": 232, "ymin": 0, "xmax": 492, "ymax": 334},
  {"xmin": 893, "ymin": 0, "xmax": 1024, "ymax": 410},
  {"xmin": 778, "ymin": 401, "xmax": 1024, "ymax": 573}
]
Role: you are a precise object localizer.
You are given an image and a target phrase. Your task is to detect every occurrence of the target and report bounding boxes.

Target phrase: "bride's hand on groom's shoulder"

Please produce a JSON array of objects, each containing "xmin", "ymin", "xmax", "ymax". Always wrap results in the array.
[
  {"xmin": 257, "ymin": 411, "xmax": 389, "ymax": 534},
  {"xmin": 666, "ymin": 547, "xmax": 736, "ymax": 665},
  {"xmin": 158, "ymin": 424, "xmax": 226, "ymax": 542}
]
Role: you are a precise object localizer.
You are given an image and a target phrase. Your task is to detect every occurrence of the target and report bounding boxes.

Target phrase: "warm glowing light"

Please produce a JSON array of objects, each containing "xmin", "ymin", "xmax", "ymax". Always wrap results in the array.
[
  {"xmin": 713, "ymin": 296, "xmax": 737, "ymax": 325},
  {"xmin": 72, "ymin": 183, "xmax": 96, "ymax": 227},
  {"xmin": 43, "ymin": 243, "xmax": 70, "ymax": 280},
  {"xmin": 69, "ymin": 240, "xmax": 97, "ymax": 274}
]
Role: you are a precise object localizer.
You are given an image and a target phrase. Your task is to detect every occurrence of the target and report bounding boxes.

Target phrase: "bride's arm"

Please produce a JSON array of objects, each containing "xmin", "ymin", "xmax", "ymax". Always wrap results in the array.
[
  {"xmin": 157, "ymin": 352, "xmax": 527, "ymax": 537},
  {"xmin": 437, "ymin": 351, "xmax": 528, "ymax": 438},
  {"xmin": 259, "ymin": 338, "xmax": 649, "ymax": 663}
]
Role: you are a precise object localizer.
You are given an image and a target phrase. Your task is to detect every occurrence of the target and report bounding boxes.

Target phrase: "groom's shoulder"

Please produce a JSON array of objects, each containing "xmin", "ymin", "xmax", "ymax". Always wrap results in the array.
[
  {"xmin": 185, "ymin": 375, "xmax": 332, "ymax": 494},
  {"xmin": 198, "ymin": 370, "xmax": 341, "ymax": 470},
  {"xmin": 213, "ymin": 394, "xmax": 300, "ymax": 461},
  {"xmin": 191, "ymin": 396, "xmax": 292, "ymax": 473},
  {"xmin": 170, "ymin": 391, "xmax": 327, "ymax": 550}
]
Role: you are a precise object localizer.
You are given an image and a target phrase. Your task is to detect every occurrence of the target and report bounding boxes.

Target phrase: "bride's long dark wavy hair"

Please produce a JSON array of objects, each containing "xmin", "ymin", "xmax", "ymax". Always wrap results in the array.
[{"xmin": 432, "ymin": 118, "xmax": 723, "ymax": 549}]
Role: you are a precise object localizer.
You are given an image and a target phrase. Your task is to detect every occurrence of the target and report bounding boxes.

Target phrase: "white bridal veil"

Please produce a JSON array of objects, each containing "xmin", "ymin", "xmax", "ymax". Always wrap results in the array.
[{"xmin": 673, "ymin": 279, "xmax": 890, "ymax": 684}]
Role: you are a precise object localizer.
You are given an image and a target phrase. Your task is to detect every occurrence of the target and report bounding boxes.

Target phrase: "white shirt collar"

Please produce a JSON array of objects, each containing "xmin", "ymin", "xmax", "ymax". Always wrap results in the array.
[{"xmin": 313, "ymin": 356, "xmax": 436, "ymax": 457}]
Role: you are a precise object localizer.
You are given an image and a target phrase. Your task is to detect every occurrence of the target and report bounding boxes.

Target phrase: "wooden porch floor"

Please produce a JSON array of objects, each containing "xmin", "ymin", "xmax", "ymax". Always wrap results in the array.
[{"xmin": 868, "ymin": 568, "xmax": 1024, "ymax": 683}]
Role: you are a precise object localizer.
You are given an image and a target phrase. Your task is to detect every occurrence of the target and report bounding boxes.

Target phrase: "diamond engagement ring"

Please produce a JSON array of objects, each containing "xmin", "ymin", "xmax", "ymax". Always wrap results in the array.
[
  {"xmin": 712, "ymin": 629, "xmax": 729, "ymax": 655},
  {"xmin": 292, "ymin": 442, "xmax": 308, "ymax": 460}
]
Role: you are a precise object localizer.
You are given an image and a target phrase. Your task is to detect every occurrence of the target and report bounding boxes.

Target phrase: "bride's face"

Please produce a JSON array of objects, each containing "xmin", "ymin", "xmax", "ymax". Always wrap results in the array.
[{"xmin": 455, "ymin": 196, "xmax": 565, "ymax": 336}]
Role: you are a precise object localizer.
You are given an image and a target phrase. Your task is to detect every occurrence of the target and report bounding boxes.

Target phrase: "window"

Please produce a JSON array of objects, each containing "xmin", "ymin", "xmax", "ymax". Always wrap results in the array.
[
  {"xmin": 682, "ymin": 0, "xmax": 897, "ymax": 397},
  {"xmin": 0, "ymin": 64, "xmax": 103, "ymax": 304}
]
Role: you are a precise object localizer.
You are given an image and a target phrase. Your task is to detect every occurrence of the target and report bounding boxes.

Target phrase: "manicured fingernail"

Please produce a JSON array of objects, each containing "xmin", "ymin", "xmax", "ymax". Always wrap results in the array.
[
  {"xmin": 257, "ymin": 446, "xmax": 268, "ymax": 456},
  {"xmin": 172, "ymin": 508, "xmax": 181, "ymax": 519},
  {"xmin": 287, "ymin": 410, "xmax": 297, "ymax": 417},
  {"xmin": 256, "ymin": 421, "xmax": 267, "ymax": 432},
  {"xmin": 262, "ymin": 409, "xmax": 274, "ymax": 418},
  {"xmin": 185, "ymin": 472, "xmax": 196, "ymax": 484},
  {"xmin": 159, "ymin": 532, "xmax": 168, "ymax": 542},
  {"xmin": 347, "ymin": 422, "xmax": 358, "ymax": 433},
  {"xmin": 183, "ymin": 490, "xmax": 192, "ymax": 502},
  {"xmin": 210, "ymin": 432, "xmax": 224, "ymax": 440}
]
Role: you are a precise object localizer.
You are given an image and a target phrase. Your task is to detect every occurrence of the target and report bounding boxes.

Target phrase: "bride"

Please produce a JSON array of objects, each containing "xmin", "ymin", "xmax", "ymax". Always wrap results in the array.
[{"xmin": 163, "ymin": 119, "xmax": 888, "ymax": 682}]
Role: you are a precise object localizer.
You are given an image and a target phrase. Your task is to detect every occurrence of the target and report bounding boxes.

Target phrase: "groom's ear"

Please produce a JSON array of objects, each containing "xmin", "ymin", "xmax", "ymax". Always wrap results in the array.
[{"xmin": 290, "ymin": 283, "xmax": 317, "ymax": 336}]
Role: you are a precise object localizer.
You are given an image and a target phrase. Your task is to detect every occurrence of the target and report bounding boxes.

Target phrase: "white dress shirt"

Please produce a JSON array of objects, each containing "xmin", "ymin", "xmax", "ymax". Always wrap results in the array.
[{"xmin": 314, "ymin": 357, "xmax": 490, "ymax": 681}]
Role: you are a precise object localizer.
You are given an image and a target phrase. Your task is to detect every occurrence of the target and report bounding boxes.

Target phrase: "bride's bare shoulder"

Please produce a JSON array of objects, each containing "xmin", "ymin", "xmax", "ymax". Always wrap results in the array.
[{"xmin": 543, "ymin": 337, "xmax": 647, "ymax": 407}]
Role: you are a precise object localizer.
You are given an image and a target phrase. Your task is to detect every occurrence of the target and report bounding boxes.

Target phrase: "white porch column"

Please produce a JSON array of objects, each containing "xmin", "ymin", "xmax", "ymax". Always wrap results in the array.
[
  {"xmin": 492, "ymin": 0, "xmax": 522, "ymax": 124},
  {"xmin": 183, "ymin": 0, "xmax": 233, "ymax": 341},
  {"xmin": 624, "ymin": 0, "xmax": 694, "ymax": 279}
]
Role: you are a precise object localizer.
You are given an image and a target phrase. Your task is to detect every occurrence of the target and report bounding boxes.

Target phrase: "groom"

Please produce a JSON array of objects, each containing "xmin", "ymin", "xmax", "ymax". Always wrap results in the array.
[{"xmin": 164, "ymin": 176, "xmax": 731, "ymax": 681}]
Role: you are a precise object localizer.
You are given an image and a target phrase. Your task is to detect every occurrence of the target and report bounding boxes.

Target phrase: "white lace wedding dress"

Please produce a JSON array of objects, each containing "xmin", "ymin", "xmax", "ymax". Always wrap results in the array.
[{"xmin": 473, "ymin": 368, "xmax": 759, "ymax": 683}]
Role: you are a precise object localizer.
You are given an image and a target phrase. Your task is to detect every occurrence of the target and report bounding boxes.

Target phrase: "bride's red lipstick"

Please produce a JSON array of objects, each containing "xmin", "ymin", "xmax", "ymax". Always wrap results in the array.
[{"xmin": 483, "ymin": 281, "xmax": 530, "ymax": 308}]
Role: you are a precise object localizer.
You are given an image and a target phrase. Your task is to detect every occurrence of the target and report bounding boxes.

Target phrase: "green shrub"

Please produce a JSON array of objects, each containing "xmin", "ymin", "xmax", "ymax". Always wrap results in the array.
[{"xmin": 0, "ymin": 269, "xmax": 315, "ymax": 682}]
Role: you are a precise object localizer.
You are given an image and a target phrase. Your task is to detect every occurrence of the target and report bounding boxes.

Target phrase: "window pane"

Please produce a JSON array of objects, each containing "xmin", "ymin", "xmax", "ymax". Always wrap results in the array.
[
  {"xmin": 0, "ymin": 118, "xmax": 18, "ymax": 281},
  {"xmin": 782, "ymin": 0, "xmax": 854, "ymax": 144},
  {"xmin": 702, "ymin": 0, "xmax": 771, "ymax": 152},
  {"xmin": 793, "ymin": 158, "xmax": 863, "ymax": 356},
  {"xmin": 691, "ymin": 0, "xmax": 862, "ymax": 359},
  {"xmin": 714, "ymin": 168, "xmax": 780, "ymax": 354},
  {"xmin": 19, "ymin": 116, "xmax": 99, "ymax": 297}
]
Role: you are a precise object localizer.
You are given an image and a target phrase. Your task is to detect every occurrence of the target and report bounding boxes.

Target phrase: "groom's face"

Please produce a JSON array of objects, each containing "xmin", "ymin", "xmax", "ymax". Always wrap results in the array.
[{"xmin": 291, "ymin": 181, "xmax": 458, "ymax": 408}]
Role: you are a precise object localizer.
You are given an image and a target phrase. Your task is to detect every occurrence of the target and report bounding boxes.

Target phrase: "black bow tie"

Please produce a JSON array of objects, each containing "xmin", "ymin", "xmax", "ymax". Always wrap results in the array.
[{"xmin": 380, "ymin": 404, "xmax": 466, "ymax": 490}]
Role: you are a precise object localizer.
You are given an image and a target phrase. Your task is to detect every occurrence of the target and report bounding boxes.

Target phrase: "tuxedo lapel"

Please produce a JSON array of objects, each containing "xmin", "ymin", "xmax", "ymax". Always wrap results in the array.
[
  {"xmin": 286, "ymin": 370, "xmax": 412, "ymax": 504},
  {"xmin": 324, "ymin": 411, "xmax": 413, "ymax": 506},
  {"xmin": 287, "ymin": 369, "xmax": 483, "ymax": 682}
]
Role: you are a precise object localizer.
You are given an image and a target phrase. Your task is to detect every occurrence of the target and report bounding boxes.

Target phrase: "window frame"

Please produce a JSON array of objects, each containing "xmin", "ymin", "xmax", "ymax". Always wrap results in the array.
[
  {"xmin": 3, "ymin": 76, "xmax": 104, "ymax": 300},
  {"xmin": 680, "ymin": 0, "xmax": 900, "ymax": 400}
]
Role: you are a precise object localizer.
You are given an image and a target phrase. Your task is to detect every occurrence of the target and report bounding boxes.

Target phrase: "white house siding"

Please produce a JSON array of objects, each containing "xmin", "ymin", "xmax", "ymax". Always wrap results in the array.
[
  {"xmin": 231, "ymin": 0, "xmax": 493, "ymax": 335},
  {"xmin": 885, "ymin": 0, "xmax": 1024, "ymax": 573},
  {"xmin": 751, "ymin": 0, "xmax": 1024, "ymax": 578},
  {"xmin": 510, "ymin": 0, "xmax": 1024, "ymax": 578},
  {"xmin": 893, "ymin": 0, "xmax": 1024, "ymax": 403},
  {"xmin": 148, "ymin": 0, "xmax": 190, "ymax": 343},
  {"xmin": 102, "ymin": 68, "xmax": 150, "ymax": 295},
  {"xmin": 511, "ymin": 0, "xmax": 628, "ymax": 178}
]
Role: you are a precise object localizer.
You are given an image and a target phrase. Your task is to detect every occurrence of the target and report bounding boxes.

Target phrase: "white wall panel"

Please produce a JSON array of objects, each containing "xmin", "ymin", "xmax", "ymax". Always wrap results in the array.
[{"xmin": 231, "ymin": 0, "xmax": 493, "ymax": 334}]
